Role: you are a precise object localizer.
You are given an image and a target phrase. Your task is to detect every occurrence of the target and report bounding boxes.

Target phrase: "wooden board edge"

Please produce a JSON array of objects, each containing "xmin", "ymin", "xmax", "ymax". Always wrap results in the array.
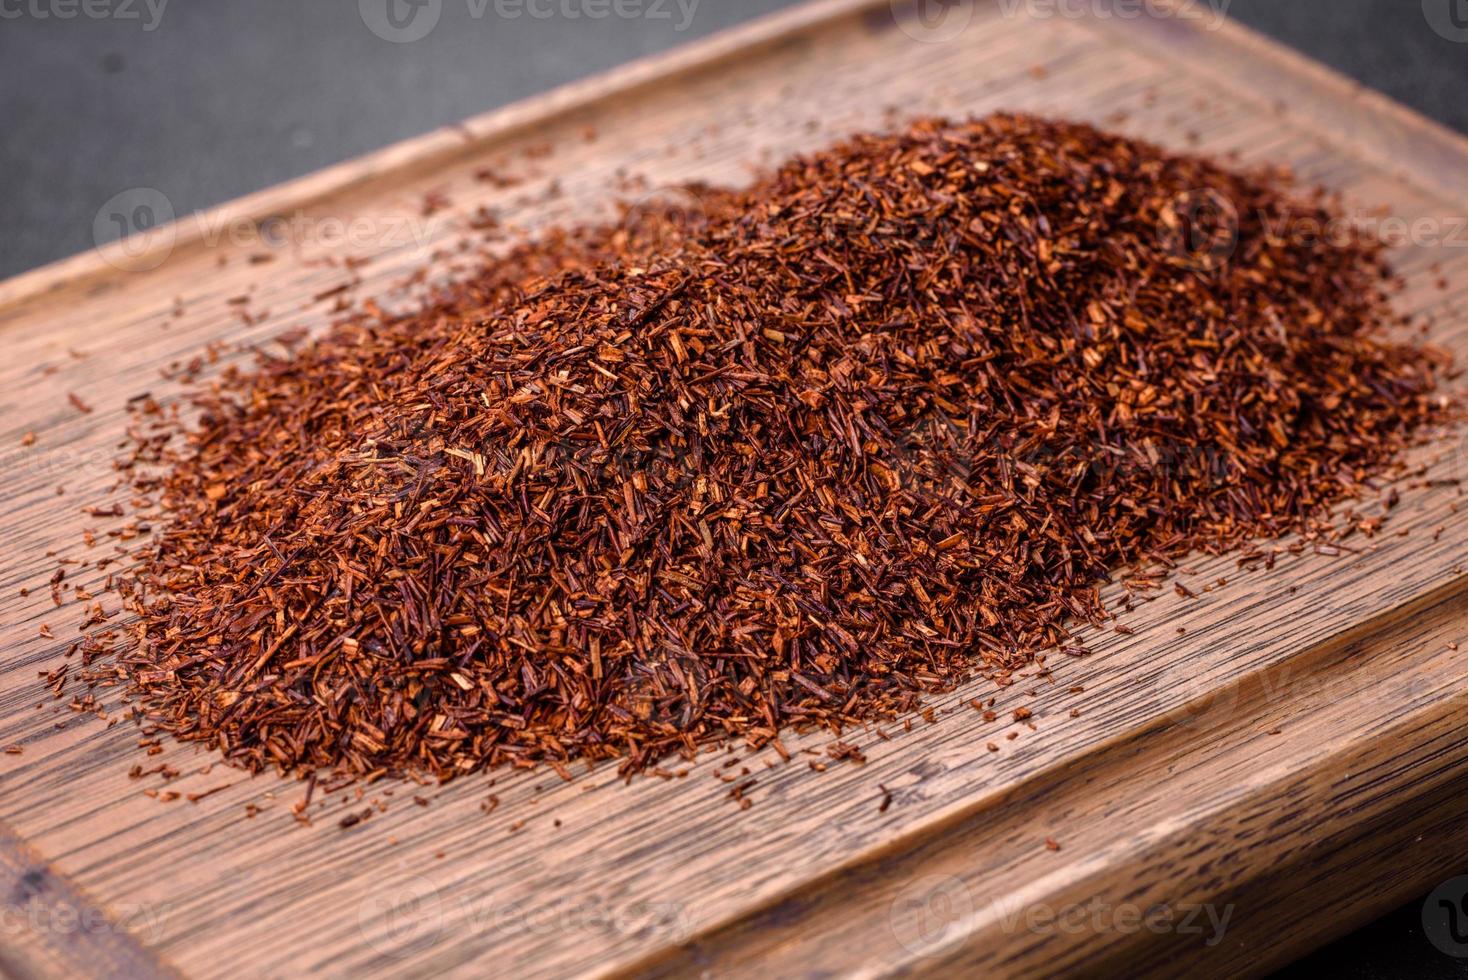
[
  {"xmin": 5, "ymin": 0, "xmax": 1467, "ymax": 317},
  {"xmin": 1114, "ymin": 0, "xmax": 1468, "ymax": 205},
  {"xmin": 0, "ymin": 821, "xmax": 175, "ymax": 980},
  {"xmin": 0, "ymin": 0, "xmax": 877, "ymax": 315},
  {"xmin": 0, "ymin": 4, "xmax": 1462, "ymax": 977},
  {"xmin": 1116, "ymin": 773, "xmax": 1468, "ymax": 979},
  {"xmin": 614, "ymin": 575, "xmax": 1468, "ymax": 978}
]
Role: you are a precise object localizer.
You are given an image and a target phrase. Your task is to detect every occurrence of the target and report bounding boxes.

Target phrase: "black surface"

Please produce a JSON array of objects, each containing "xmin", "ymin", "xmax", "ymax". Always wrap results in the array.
[{"xmin": 1, "ymin": 0, "xmax": 1466, "ymax": 975}]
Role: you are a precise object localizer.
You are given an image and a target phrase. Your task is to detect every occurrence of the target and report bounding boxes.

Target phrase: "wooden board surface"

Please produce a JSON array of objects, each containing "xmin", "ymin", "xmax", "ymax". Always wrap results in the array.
[{"xmin": 2, "ymin": 1, "xmax": 1467, "ymax": 977}]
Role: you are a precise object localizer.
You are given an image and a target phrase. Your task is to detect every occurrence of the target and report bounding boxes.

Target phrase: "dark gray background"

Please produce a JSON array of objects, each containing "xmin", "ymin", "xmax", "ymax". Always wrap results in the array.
[{"xmin": 2, "ymin": 1, "xmax": 1466, "ymax": 975}]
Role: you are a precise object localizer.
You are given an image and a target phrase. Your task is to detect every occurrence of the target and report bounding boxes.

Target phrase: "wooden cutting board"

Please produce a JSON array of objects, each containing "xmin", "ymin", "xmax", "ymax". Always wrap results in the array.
[{"xmin": 2, "ymin": 1, "xmax": 1466, "ymax": 976}]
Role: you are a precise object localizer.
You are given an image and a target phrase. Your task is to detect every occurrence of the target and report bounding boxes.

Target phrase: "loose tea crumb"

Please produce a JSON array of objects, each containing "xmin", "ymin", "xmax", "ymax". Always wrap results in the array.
[{"xmin": 93, "ymin": 113, "xmax": 1447, "ymax": 788}]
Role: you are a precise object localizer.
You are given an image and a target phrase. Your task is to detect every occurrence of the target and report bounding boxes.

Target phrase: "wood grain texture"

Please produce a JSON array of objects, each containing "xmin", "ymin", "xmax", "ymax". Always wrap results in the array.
[{"xmin": 1, "ymin": 1, "xmax": 1466, "ymax": 977}]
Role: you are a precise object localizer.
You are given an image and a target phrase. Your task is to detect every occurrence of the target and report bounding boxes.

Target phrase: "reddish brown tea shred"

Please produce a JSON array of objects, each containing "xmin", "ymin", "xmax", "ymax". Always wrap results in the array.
[{"xmin": 100, "ymin": 114, "xmax": 1446, "ymax": 784}]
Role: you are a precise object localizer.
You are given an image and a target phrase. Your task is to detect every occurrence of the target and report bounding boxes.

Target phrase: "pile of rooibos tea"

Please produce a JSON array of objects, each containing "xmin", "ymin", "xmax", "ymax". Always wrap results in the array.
[{"xmin": 96, "ymin": 114, "xmax": 1447, "ymax": 782}]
